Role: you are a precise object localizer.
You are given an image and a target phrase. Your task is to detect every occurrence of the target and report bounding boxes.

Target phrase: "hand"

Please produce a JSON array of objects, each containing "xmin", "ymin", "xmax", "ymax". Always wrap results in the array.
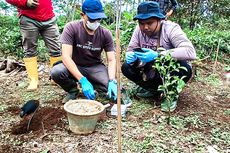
[
  {"xmin": 157, "ymin": 47, "xmax": 167, "ymax": 56},
  {"xmin": 134, "ymin": 48, "xmax": 159, "ymax": 63},
  {"xmin": 107, "ymin": 80, "xmax": 117, "ymax": 101},
  {"xmin": 126, "ymin": 52, "xmax": 137, "ymax": 64},
  {"xmin": 166, "ymin": 10, "xmax": 173, "ymax": 17},
  {"xmin": 79, "ymin": 77, "xmax": 95, "ymax": 100},
  {"xmin": 160, "ymin": 51, "xmax": 167, "ymax": 56},
  {"xmin": 27, "ymin": 0, "xmax": 39, "ymax": 8}
]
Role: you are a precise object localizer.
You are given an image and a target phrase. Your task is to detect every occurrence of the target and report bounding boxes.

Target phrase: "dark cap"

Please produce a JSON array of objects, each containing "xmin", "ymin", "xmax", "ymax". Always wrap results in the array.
[
  {"xmin": 82, "ymin": 0, "xmax": 107, "ymax": 19},
  {"xmin": 133, "ymin": 1, "xmax": 165, "ymax": 20}
]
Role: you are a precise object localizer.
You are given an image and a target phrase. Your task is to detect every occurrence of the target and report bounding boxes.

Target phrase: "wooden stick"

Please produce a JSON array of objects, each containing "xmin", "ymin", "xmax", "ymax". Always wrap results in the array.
[
  {"xmin": 115, "ymin": 0, "xmax": 122, "ymax": 152},
  {"xmin": 116, "ymin": 28, "xmax": 122, "ymax": 153},
  {"xmin": 213, "ymin": 39, "xmax": 221, "ymax": 72}
]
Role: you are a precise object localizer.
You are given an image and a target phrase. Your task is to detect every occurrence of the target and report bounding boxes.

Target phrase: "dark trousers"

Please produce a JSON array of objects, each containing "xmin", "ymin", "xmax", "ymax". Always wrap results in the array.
[
  {"xmin": 121, "ymin": 60, "xmax": 192, "ymax": 91},
  {"xmin": 50, "ymin": 63, "xmax": 109, "ymax": 93}
]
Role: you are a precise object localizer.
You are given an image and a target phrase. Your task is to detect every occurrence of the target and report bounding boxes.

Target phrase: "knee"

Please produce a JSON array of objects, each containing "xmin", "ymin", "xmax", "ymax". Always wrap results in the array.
[
  {"xmin": 50, "ymin": 64, "xmax": 64, "ymax": 81},
  {"xmin": 100, "ymin": 79, "xmax": 109, "ymax": 91},
  {"xmin": 50, "ymin": 66, "xmax": 58, "ymax": 81},
  {"xmin": 179, "ymin": 61, "xmax": 192, "ymax": 83},
  {"xmin": 183, "ymin": 67, "xmax": 192, "ymax": 83},
  {"xmin": 121, "ymin": 62, "xmax": 130, "ymax": 76}
]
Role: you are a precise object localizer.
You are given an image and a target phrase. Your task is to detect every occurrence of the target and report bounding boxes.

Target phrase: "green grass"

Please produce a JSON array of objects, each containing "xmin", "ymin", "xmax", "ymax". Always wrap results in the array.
[
  {"xmin": 223, "ymin": 109, "xmax": 230, "ymax": 115},
  {"xmin": 117, "ymin": 113, "xmax": 230, "ymax": 152},
  {"xmin": 129, "ymin": 98, "xmax": 154, "ymax": 116},
  {"xmin": 204, "ymin": 73, "xmax": 221, "ymax": 87},
  {"xmin": 0, "ymin": 105, "xmax": 5, "ymax": 112}
]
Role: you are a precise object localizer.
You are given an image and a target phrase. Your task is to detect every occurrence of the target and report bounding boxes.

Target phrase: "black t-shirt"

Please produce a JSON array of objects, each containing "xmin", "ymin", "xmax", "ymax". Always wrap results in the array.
[{"xmin": 60, "ymin": 20, "xmax": 115, "ymax": 66}]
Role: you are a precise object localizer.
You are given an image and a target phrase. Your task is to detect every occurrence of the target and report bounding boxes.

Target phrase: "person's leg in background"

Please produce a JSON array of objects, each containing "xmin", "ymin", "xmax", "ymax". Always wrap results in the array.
[
  {"xmin": 20, "ymin": 16, "xmax": 40, "ymax": 91},
  {"xmin": 40, "ymin": 17, "xmax": 62, "ymax": 68},
  {"xmin": 40, "ymin": 17, "xmax": 62, "ymax": 84}
]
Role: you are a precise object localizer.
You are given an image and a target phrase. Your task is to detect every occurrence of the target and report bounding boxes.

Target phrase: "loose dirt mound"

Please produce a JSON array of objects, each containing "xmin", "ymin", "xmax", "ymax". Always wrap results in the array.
[{"xmin": 11, "ymin": 107, "xmax": 67, "ymax": 135}]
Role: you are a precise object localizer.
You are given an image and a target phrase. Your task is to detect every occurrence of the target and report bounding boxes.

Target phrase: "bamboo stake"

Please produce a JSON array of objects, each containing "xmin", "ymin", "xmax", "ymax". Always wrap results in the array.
[
  {"xmin": 213, "ymin": 39, "xmax": 221, "ymax": 72},
  {"xmin": 115, "ymin": 0, "xmax": 122, "ymax": 152}
]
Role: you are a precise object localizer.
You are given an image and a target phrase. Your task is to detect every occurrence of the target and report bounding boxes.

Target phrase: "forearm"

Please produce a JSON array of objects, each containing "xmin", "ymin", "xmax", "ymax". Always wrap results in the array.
[
  {"xmin": 62, "ymin": 55, "xmax": 83, "ymax": 81},
  {"xmin": 160, "ymin": 41, "xmax": 196, "ymax": 60},
  {"xmin": 108, "ymin": 59, "xmax": 116, "ymax": 80},
  {"xmin": 166, "ymin": 9, "xmax": 173, "ymax": 17},
  {"xmin": 169, "ymin": 46, "xmax": 196, "ymax": 60}
]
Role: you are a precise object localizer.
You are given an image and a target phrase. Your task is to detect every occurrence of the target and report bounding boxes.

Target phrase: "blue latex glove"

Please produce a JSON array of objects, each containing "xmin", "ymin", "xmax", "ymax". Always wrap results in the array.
[
  {"xmin": 107, "ymin": 80, "xmax": 117, "ymax": 101},
  {"xmin": 134, "ymin": 48, "xmax": 159, "ymax": 63},
  {"xmin": 79, "ymin": 77, "xmax": 95, "ymax": 100},
  {"xmin": 126, "ymin": 52, "xmax": 137, "ymax": 64}
]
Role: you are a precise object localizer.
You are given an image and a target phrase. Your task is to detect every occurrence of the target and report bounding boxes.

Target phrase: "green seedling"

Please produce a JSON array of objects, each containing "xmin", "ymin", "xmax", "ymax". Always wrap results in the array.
[{"xmin": 153, "ymin": 52, "xmax": 187, "ymax": 124}]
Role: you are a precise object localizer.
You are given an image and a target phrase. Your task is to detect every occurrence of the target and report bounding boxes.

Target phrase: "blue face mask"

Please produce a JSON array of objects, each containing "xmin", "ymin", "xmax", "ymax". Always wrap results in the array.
[{"xmin": 86, "ymin": 21, "xmax": 100, "ymax": 31}]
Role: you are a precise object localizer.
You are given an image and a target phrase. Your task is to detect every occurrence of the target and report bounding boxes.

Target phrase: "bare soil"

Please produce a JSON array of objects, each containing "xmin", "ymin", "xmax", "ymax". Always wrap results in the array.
[
  {"xmin": 11, "ymin": 107, "xmax": 66, "ymax": 135},
  {"xmin": 0, "ymin": 60, "xmax": 229, "ymax": 152}
]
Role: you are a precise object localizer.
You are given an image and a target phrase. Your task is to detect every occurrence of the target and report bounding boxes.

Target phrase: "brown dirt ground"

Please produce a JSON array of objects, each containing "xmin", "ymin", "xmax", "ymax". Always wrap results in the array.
[{"xmin": 0, "ymin": 60, "xmax": 229, "ymax": 152}]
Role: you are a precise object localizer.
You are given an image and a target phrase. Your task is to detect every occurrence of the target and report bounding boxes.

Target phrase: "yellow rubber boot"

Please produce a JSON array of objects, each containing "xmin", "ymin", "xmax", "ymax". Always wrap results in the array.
[
  {"xmin": 50, "ymin": 56, "xmax": 62, "ymax": 85},
  {"xmin": 23, "ymin": 57, "xmax": 39, "ymax": 91},
  {"xmin": 50, "ymin": 56, "xmax": 62, "ymax": 68}
]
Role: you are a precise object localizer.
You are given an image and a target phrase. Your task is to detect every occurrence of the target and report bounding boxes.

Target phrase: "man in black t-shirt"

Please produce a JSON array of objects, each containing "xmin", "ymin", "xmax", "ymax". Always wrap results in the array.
[{"xmin": 51, "ymin": 0, "xmax": 117, "ymax": 103}]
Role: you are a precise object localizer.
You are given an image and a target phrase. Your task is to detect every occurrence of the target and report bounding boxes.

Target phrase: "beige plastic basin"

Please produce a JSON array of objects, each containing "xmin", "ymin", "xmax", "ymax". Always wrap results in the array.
[{"xmin": 64, "ymin": 99, "xmax": 105, "ymax": 134}]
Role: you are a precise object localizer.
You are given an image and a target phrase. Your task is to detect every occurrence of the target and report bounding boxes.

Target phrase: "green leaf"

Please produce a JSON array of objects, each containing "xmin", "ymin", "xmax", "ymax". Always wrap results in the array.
[
  {"xmin": 176, "ymin": 80, "xmax": 185, "ymax": 93},
  {"xmin": 40, "ymin": 149, "xmax": 50, "ymax": 153},
  {"xmin": 179, "ymin": 66, "xmax": 188, "ymax": 71}
]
